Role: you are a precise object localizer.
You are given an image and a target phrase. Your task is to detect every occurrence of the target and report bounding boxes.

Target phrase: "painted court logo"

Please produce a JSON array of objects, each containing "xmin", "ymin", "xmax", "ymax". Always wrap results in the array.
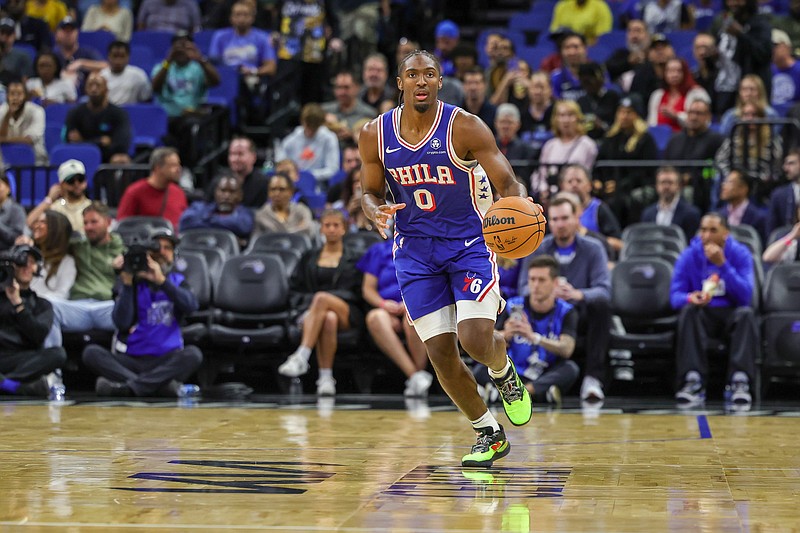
[{"xmin": 483, "ymin": 214, "xmax": 515, "ymax": 229}]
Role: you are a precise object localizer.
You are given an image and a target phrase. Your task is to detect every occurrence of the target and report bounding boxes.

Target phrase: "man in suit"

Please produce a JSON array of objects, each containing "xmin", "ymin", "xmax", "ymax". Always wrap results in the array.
[
  {"xmin": 767, "ymin": 149, "xmax": 800, "ymax": 237},
  {"xmin": 716, "ymin": 169, "xmax": 768, "ymax": 246},
  {"xmin": 641, "ymin": 166, "xmax": 702, "ymax": 242}
]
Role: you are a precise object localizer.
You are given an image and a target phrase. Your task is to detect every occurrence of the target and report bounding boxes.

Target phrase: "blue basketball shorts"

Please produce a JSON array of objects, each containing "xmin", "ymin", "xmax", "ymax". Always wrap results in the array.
[{"xmin": 393, "ymin": 234, "xmax": 504, "ymax": 341}]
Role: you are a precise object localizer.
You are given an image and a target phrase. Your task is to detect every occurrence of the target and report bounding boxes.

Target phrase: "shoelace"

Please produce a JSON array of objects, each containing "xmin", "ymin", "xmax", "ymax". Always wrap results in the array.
[
  {"xmin": 471, "ymin": 431, "xmax": 494, "ymax": 453},
  {"xmin": 497, "ymin": 374, "xmax": 523, "ymax": 403}
]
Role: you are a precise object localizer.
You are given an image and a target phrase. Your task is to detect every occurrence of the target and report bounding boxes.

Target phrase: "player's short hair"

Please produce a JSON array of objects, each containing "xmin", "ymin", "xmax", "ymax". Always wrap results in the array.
[
  {"xmin": 558, "ymin": 163, "xmax": 591, "ymax": 185},
  {"xmin": 150, "ymin": 147, "xmax": 179, "ymax": 170},
  {"xmin": 83, "ymin": 200, "xmax": 110, "ymax": 218},
  {"xmin": 397, "ymin": 49, "xmax": 441, "ymax": 77},
  {"xmin": 702, "ymin": 212, "xmax": 729, "ymax": 230},
  {"xmin": 300, "ymin": 103, "xmax": 326, "ymax": 130},
  {"xmin": 528, "ymin": 254, "xmax": 559, "ymax": 279},
  {"xmin": 549, "ymin": 195, "xmax": 578, "ymax": 214},
  {"xmin": 320, "ymin": 208, "xmax": 347, "ymax": 225}
]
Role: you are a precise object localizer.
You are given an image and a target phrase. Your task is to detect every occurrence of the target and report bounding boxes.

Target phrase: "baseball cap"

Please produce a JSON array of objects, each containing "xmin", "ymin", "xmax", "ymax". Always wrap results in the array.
[
  {"xmin": 773, "ymin": 29, "xmax": 792, "ymax": 47},
  {"xmin": 0, "ymin": 18, "xmax": 16, "ymax": 31},
  {"xmin": 150, "ymin": 227, "xmax": 180, "ymax": 247},
  {"xmin": 435, "ymin": 20, "xmax": 459, "ymax": 39},
  {"xmin": 650, "ymin": 33, "xmax": 671, "ymax": 47},
  {"xmin": 57, "ymin": 159, "xmax": 86, "ymax": 183},
  {"xmin": 619, "ymin": 94, "xmax": 645, "ymax": 118},
  {"xmin": 58, "ymin": 16, "xmax": 78, "ymax": 29}
]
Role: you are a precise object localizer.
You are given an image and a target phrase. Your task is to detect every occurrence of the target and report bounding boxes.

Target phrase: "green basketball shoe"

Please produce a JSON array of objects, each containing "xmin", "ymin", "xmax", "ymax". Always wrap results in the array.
[
  {"xmin": 492, "ymin": 358, "xmax": 533, "ymax": 426},
  {"xmin": 461, "ymin": 425, "xmax": 511, "ymax": 467}
]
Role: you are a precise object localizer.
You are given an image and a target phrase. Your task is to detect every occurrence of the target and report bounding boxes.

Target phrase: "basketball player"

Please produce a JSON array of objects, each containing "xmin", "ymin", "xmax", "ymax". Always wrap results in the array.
[{"xmin": 359, "ymin": 50, "xmax": 540, "ymax": 467}]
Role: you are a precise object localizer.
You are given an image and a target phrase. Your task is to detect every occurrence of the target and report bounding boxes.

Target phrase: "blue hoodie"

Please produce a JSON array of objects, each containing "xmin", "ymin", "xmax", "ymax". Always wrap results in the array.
[{"xmin": 670, "ymin": 236, "xmax": 754, "ymax": 310}]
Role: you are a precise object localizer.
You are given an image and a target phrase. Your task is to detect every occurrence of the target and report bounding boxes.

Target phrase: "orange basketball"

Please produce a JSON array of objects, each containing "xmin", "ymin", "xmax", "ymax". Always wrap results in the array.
[{"xmin": 482, "ymin": 197, "xmax": 546, "ymax": 259}]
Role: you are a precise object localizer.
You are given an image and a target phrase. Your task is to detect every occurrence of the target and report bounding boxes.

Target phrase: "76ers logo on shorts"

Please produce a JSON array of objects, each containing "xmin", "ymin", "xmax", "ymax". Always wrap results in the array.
[{"xmin": 462, "ymin": 272, "xmax": 483, "ymax": 294}]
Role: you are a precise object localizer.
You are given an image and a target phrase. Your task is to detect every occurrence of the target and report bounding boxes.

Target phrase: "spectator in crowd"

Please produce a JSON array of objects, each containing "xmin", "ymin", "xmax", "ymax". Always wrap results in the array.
[
  {"xmin": 117, "ymin": 147, "xmax": 187, "ymax": 229},
  {"xmin": 277, "ymin": 209, "xmax": 364, "ymax": 396},
  {"xmin": 326, "ymin": 141, "xmax": 362, "ymax": 202},
  {"xmin": 664, "ymin": 98, "xmax": 725, "ymax": 211},
  {"xmin": 551, "ymin": 30, "xmax": 589, "ymax": 101},
  {"xmin": 0, "ymin": 80, "xmax": 47, "ymax": 165},
  {"xmin": 100, "ymin": 41, "xmax": 152, "ymax": 105},
  {"xmin": 276, "ymin": 102, "xmax": 340, "ymax": 184},
  {"xmin": 771, "ymin": 29, "xmax": 800, "ymax": 106},
  {"xmin": 555, "ymin": 190, "xmax": 615, "ymax": 261},
  {"xmin": 719, "ymin": 74, "xmax": 779, "ymax": 135},
  {"xmin": 26, "ymin": 159, "xmax": 92, "ymax": 235},
  {"xmin": 359, "ymin": 53, "xmax": 394, "ymax": 112},
  {"xmin": 82, "ymin": 228, "xmax": 202, "ymax": 397},
  {"xmin": 710, "ymin": 0, "xmax": 772, "ymax": 112},
  {"xmin": 671, "ymin": 213, "xmax": 758, "ymax": 406},
  {"xmin": 691, "ymin": 32, "xmax": 720, "ymax": 113},
  {"xmin": 642, "ymin": 166, "xmax": 703, "ymax": 241},
  {"xmin": 54, "ymin": 16, "xmax": 106, "ymax": 90},
  {"xmin": 490, "ymin": 57, "xmax": 532, "ymax": 113},
  {"xmin": 3, "ymin": 0, "xmax": 53, "ymax": 52},
  {"xmin": 322, "ymin": 70, "xmax": 377, "ymax": 144},
  {"xmin": 647, "ymin": 58, "xmax": 709, "ymax": 132},
  {"xmin": 81, "ymin": 0, "xmax": 133, "ymax": 41},
  {"xmin": 520, "ymin": 71, "xmax": 554, "ymax": 140},
  {"xmin": 520, "ymin": 195, "xmax": 612, "ymax": 403},
  {"xmin": 486, "ymin": 35, "xmax": 517, "ymax": 96},
  {"xmin": 433, "ymin": 19, "xmax": 459, "ymax": 77},
  {"xmin": 0, "ymin": 243, "xmax": 66, "ymax": 397},
  {"xmin": 716, "ymin": 168, "xmax": 768, "ymax": 244},
  {"xmin": 630, "ymin": 33, "xmax": 676, "ymax": 104},
  {"xmin": 767, "ymin": 149, "xmax": 800, "ymax": 234},
  {"xmin": 331, "ymin": 167, "xmax": 372, "ymax": 233},
  {"xmin": 179, "ymin": 174, "xmax": 254, "ymax": 242},
  {"xmin": 715, "ymin": 101, "xmax": 783, "ymax": 202},
  {"xmin": 762, "ymin": 209, "xmax": 800, "ymax": 263},
  {"xmin": 253, "ymin": 172, "xmax": 315, "ymax": 241},
  {"xmin": 152, "ymin": 32, "xmax": 221, "ymax": 167},
  {"xmin": 451, "ymin": 43, "xmax": 479, "ymax": 83},
  {"xmin": 549, "ymin": 0, "xmax": 613, "ymax": 45},
  {"xmin": 0, "ymin": 17, "xmax": 33, "ymax": 81},
  {"xmin": 532, "ymin": 100, "xmax": 598, "ymax": 203},
  {"xmin": 64, "ymin": 72, "xmax": 131, "ymax": 163},
  {"xmin": 137, "ymin": 0, "xmax": 201, "ymax": 34},
  {"xmin": 495, "ymin": 103, "xmax": 536, "ymax": 181},
  {"xmin": 273, "ymin": 0, "xmax": 331, "ymax": 107},
  {"xmin": 606, "ymin": 19, "xmax": 651, "ymax": 92},
  {"xmin": 357, "ymin": 234, "xmax": 432, "ymax": 397},
  {"xmin": 45, "ymin": 202, "xmax": 122, "ymax": 347},
  {"xmin": 26, "ymin": 51, "xmax": 77, "ymax": 105},
  {"xmin": 15, "ymin": 210, "xmax": 75, "ymax": 300},
  {"xmin": 577, "ymin": 62, "xmax": 620, "ymax": 140},
  {"xmin": 205, "ymin": 136, "xmax": 269, "ymax": 209},
  {"xmin": 25, "ymin": 0, "xmax": 68, "ymax": 32},
  {"xmin": 0, "ymin": 172, "xmax": 25, "ymax": 252},
  {"xmin": 209, "ymin": 0, "xmax": 275, "ymax": 121},
  {"xmin": 477, "ymin": 255, "xmax": 580, "ymax": 406},
  {"xmin": 329, "ymin": 0, "xmax": 380, "ymax": 72},
  {"xmin": 559, "ymin": 164, "xmax": 623, "ymax": 254},
  {"xmin": 643, "ymin": 0, "xmax": 694, "ymax": 34},
  {"xmin": 596, "ymin": 95, "xmax": 659, "ymax": 226},
  {"xmin": 462, "ymin": 67, "xmax": 497, "ymax": 132}
]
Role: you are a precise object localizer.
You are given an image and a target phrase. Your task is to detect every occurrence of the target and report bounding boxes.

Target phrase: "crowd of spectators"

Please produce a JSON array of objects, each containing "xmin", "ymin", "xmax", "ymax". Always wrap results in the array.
[{"xmin": 1, "ymin": 0, "xmax": 800, "ymax": 407}]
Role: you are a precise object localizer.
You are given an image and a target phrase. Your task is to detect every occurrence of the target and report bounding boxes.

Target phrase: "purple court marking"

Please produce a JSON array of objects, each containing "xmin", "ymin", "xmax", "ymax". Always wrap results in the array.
[{"xmin": 697, "ymin": 415, "xmax": 712, "ymax": 439}]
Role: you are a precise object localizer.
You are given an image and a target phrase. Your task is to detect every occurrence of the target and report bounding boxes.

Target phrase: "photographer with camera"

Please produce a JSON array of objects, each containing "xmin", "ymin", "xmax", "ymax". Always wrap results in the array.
[
  {"xmin": 82, "ymin": 228, "xmax": 202, "ymax": 397},
  {"xmin": 0, "ymin": 244, "xmax": 67, "ymax": 396}
]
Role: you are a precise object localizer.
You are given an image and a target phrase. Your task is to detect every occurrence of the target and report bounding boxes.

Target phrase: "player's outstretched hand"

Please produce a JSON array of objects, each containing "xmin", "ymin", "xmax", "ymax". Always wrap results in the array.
[
  {"xmin": 527, "ymin": 197, "xmax": 546, "ymax": 222},
  {"xmin": 373, "ymin": 203, "xmax": 406, "ymax": 239}
]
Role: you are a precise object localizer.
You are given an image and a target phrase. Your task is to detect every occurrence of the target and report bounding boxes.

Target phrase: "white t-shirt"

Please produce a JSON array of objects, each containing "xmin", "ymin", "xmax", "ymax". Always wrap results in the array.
[
  {"xmin": 25, "ymin": 77, "xmax": 77, "ymax": 104},
  {"xmin": 30, "ymin": 254, "xmax": 76, "ymax": 301},
  {"xmin": 100, "ymin": 65, "xmax": 152, "ymax": 105}
]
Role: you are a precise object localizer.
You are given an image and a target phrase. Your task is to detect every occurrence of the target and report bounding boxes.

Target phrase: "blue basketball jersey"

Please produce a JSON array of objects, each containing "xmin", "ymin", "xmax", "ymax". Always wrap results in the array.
[{"xmin": 378, "ymin": 101, "xmax": 493, "ymax": 240}]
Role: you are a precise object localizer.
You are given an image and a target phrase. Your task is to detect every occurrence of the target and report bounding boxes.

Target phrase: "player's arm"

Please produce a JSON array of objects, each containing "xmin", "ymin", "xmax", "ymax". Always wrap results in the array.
[
  {"xmin": 359, "ymin": 119, "xmax": 405, "ymax": 239},
  {"xmin": 452, "ymin": 111, "xmax": 526, "ymax": 199}
]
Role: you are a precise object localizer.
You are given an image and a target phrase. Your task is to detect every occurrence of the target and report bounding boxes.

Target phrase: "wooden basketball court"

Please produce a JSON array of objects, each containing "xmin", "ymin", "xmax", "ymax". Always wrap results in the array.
[{"xmin": 2, "ymin": 397, "xmax": 799, "ymax": 532}]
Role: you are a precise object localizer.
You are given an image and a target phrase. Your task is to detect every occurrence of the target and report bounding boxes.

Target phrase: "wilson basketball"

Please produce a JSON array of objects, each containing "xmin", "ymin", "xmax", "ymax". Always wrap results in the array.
[{"xmin": 482, "ymin": 197, "xmax": 546, "ymax": 259}]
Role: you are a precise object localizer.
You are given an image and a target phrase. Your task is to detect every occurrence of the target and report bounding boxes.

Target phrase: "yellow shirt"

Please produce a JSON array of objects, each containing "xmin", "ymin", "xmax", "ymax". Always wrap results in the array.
[
  {"xmin": 549, "ymin": 0, "xmax": 613, "ymax": 45},
  {"xmin": 25, "ymin": 0, "xmax": 68, "ymax": 32}
]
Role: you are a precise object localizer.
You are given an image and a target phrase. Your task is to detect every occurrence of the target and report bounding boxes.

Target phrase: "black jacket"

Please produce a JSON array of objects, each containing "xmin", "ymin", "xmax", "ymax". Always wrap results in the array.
[
  {"xmin": 0, "ymin": 288, "xmax": 53, "ymax": 352},
  {"xmin": 290, "ymin": 245, "xmax": 363, "ymax": 309},
  {"xmin": 641, "ymin": 198, "xmax": 703, "ymax": 242}
]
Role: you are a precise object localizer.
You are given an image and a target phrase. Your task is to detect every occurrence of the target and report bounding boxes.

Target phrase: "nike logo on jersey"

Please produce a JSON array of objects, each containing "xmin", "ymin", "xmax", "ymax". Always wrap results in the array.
[
  {"xmin": 386, "ymin": 146, "xmax": 401, "ymax": 153},
  {"xmin": 464, "ymin": 237, "xmax": 481, "ymax": 247}
]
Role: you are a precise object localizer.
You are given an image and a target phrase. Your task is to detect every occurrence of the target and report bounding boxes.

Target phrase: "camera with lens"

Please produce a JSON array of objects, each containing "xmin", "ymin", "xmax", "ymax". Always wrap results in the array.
[
  {"xmin": 0, "ymin": 245, "xmax": 42, "ymax": 289},
  {"xmin": 122, "ymin": 235, "xmax": 160, "ymax": 273}
]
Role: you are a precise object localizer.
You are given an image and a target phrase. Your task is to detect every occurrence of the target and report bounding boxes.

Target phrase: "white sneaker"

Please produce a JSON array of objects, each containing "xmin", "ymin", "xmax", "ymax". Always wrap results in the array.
[
  {"xmin": 404, "ymin": 370, "xmax": 433, "ymax": 397},
  {"xmin": 278, "ymin": 351, "xmax": 310, "ymax": 377},
  {"xmin": 580, "ymin": 375, "xmax": 605, "ymax": 401},
  {"xmin": 316, "ymin": 375, "xmax": 336, "ymax": 396}
]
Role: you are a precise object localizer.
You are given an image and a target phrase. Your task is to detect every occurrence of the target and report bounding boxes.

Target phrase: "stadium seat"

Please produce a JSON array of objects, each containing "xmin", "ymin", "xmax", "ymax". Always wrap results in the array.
[
  {"xmin": 596, "ymin": 30, "xmax": 626, "ymax": 50},
  {"xmin": 115, "ymin": 215, "xmax": 173, "ymax": 244},
  {"xmin": 621, "ymin": 236, "xmax": 684, "ymax": 260},
  {"xmin": 194, "ymin": 29, "xmax": 216, "ymax": 56},
  {"xmin": 174, "ymin": 250, "xmax": 213, "ymax": 345},
  {"xmin": 45, "ymin": 103, "xmax": 76, "ymax": 127},
  {"xmin": 176, "ymin": 246, "xmax": 226, "ymax": 285},
  {"xmin": 130, "ymin": 30, "xmax": 174, "ymax": 61},
  {"xmin": 12, "ymin": 43, "xmax": 36, "ymax": 63},
  {"xmin": 344, "ymin": 231, "xmax": 383, "ymax": 257},
  {"xmin": 246, "ymin": 232, "xmax": 314, "ymax": 254},
  {"xmin": 123, "ymin": 103, "xmax": 168, "ymax": 149},
  {"xmin": 587, "ymin": 43, "xmax": 613, "ymax": 63},
  {"xmin": 45, "ymin": 123, "xmax": 63, "ymax": 152},
  {"xmin": 129, "ymin": 45, "xmax": 156, "ymax": 74},
  {"xmin": 207, "ymin": 64, "xmax": 240, "ymax": 125},
  {"xmin": 760, "ymin": 263, "xmax": 800, "ymax": 396},
  {"xmin": 49, "ymin": 143, "xmax": 102, "ymax": 188},
  {"xmin": 767, "ymin": 225, "xmax": 793, "ymax": 245},
  {"xmin": 249, "ymin": 249, "xmax": 302, "ymax": 277},
  {"xmin": 179, "ymin": 227, "xmax": 240, "ymax": 257},
  {"xmin": 730, "ymin": 224, "xmax": 763, "ymax": 255},
  {"xmin": 621, "ymin": 222, "xmax": 687, "ymax": 244},
  {"xmin": 80, "ymin": 30, "xmax": 115, "ymax": 57},
  {"xmin": 1, "ymin": 143, "xmax": 35, "ymax": 166}
]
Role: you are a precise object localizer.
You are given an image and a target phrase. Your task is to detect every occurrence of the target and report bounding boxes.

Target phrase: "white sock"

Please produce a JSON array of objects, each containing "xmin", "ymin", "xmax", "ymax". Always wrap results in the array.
[
  {"xmin": 488, "ymin": 357, "xmax": 511, "ymax": 379},
  {"xmin": 318, "ymin": 368, "xmax": 333, "ymax": 380},
  {"xmin": 470, "ymin": 410, "xmax": 501, "ymax": 433},
  {"xmin": 294, "ymin": 346, "xmax": 312, "ymax": 361}
]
